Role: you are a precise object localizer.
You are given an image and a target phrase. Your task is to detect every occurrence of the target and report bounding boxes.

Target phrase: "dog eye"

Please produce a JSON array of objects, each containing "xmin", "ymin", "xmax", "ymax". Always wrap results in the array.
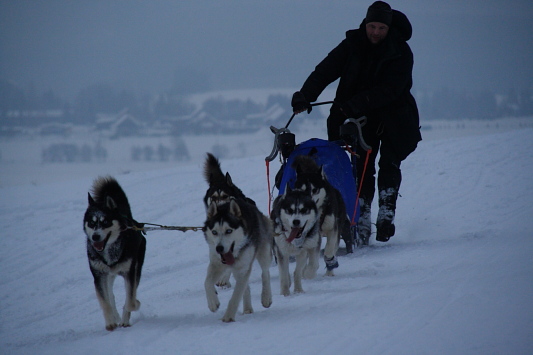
[
  {"xmin": 225, "ymin": 229, "xmax": 233, "ymax": 234},
  {"xmin": 211, "ymin": 230, "xmax": 218, "ymax": 236},
  {"xmin": 312, "ymin": 188, "xmax": 319, "ymax": 194},
  {"xmin": 287, "ymin": 208, "xmax": 294, "ymax": 214}
]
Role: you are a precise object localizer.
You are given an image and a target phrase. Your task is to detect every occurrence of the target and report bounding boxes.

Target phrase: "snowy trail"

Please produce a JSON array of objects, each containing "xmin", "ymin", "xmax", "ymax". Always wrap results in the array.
[{"xmin": 1, "ymin": 128, "xmax": 532, "ymax": 354}]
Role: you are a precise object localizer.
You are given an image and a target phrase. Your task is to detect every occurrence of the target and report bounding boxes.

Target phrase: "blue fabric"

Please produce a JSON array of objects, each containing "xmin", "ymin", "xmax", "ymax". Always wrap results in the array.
[{"xmin": 278, "ymin": 138, "xmax": 359, "ymax": 224}]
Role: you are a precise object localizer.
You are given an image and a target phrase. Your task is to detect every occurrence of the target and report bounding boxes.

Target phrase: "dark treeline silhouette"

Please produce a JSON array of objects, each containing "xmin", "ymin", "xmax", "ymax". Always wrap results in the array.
[{"xmin": 1, "ymin": 79, "xmax": 532, "ymax": 133}]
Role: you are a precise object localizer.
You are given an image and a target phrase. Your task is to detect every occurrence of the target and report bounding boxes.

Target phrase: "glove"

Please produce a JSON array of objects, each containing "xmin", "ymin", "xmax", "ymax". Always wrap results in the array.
[{"xmin": 291, "ymin": 91, "xmax": 312, "ymax": 114}]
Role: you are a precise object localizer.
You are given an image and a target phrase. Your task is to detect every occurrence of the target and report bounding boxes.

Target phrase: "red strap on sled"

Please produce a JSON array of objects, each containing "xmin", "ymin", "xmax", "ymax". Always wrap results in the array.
[
  {"xmin": 266, "ymin": 160, "xmax": 272, "ymax": 215},
  {"xmin": 352, "ymin": 148, "xmax": 372, "ymax": 225}
]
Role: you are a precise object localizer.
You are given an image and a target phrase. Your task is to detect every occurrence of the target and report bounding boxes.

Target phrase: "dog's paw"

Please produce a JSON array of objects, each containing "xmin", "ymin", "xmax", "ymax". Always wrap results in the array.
[
  {"xmin": 222, "ymin": 315, "xmax": 236, "ymax": 323},
  {"xmin": 261, "ymin": 293, "xmax": 272, "ymax": 308},
  {"xmin": 216, "ymin": 281, "xmax": 232, "ymax": 289},
  {"xmin": 324, "ymin": 256, "xmax": 338, "ymax": 276},
  {"xmin": 294, "ymin": 287, "xmax": 305, "ymax": 294},
  {"xmin": 125, "ymin": 299, "xmax": 141, "ymax": 312},
  {"xmin": 207, "ymin": 296, "xmax": 220, "ymax": 312},
  {"xmin": 105, "ymin": 323, "xmax": 119, "ymax": 331},
  {"xmin": 243, "ymin": 307, "xmax": 254, "ymax": 315},
  {"xmin": 303, "ymin": 266, "xmax": 317, "ymax": 280},
  {"xmin": 261, "ymin": 286, "xmax": 272, "ymax": 308}
]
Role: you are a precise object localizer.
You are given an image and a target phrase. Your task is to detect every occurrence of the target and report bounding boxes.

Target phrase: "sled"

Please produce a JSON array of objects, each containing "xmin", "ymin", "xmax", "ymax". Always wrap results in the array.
[{"xmin": 266, "ymin": 107, "xmax": 371, "ymax": 252}]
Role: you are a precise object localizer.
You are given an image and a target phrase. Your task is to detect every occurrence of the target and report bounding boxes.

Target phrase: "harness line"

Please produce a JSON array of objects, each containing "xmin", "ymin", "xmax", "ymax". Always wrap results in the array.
[{"xmin": 127, "ymin": 222, "xmax": 203, "ymax": 234}]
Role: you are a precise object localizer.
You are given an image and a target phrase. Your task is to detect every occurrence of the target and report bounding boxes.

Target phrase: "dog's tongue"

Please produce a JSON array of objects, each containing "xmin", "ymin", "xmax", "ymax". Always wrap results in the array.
[
  {"xmin": 93, "ymin": 241, "xmax": 105, "ymax": 252},
  {"xmin": 286, "ymin": 227, "xmax": 303, "ymax": 243},
  {"xmin": 221, "ymin": 252, "xmax": 235, "ymax": 265}
]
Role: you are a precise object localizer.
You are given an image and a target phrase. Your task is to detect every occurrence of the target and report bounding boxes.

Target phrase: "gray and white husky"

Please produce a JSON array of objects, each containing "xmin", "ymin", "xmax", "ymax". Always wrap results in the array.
[
  {"xmin": 271, "ymin": 186, "xmax": 320, "ymax": 295},
  {"xmin": 203, "ymin": 198, "xmax": 273, "ymax": 322},
  {"xmin": 84, "ymin": 176, "xmax": 146, "ymax": 331},
  {"xmin": 292, "ymin": 155, "xmax": 350, "ymax": 276}
]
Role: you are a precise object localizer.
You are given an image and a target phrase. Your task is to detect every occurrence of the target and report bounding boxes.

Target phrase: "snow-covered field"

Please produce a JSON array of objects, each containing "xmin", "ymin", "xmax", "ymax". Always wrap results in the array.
[{"xmin": 1, "ymin": 118, "xmax": 532, "ymax": 354}]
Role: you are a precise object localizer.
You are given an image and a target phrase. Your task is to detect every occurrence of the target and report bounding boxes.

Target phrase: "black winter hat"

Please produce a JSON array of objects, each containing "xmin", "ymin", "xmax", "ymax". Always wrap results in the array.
[{"xmin": 366, "ymin": 1, "xmax": 393, "ymax": 26}]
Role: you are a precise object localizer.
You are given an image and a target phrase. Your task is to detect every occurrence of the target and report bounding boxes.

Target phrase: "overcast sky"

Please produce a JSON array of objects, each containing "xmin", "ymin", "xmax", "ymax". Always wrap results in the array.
[{"xmin": 1, "ymin": 0, "xmax": 532, "ymax": 101}]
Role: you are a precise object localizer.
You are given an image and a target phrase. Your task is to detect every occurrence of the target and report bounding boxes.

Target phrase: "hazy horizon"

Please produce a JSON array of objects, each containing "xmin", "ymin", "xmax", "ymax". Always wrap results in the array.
[{"xmin": 1, "ymin": 1, "xmax": 532, "ymax": 102}]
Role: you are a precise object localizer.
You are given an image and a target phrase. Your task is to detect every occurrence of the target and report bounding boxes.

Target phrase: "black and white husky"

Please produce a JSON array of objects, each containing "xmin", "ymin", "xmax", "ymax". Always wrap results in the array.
[
  {"xmin": 292, "ymin": 155, "xmax": 350, "ymax": 276},
  {"xmin": 83, "ymin": 176, "xmax": 146, "ymax": 331},
  {"xmin": 203, "ymin": 198, "xmax": 273, "ymax": 322},
  {"xmin": 203, "ymin": 152, "xmax": 256, "ymax": 288},
  {"xmin": 271, "ymin": 186, "xmax": 320, "ymax": 295}
]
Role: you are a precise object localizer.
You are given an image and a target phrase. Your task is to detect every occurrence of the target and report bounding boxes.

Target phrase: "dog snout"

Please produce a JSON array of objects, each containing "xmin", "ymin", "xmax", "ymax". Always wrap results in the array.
[
  {"xmin": 92, "ymin": 234, "xmax": 102, "ymax": 242},
  {"xmin": 292, "ymin": 219, "xmax": 301, "ymax": 227},
  {"xmin": 216, "ymin": 245, "xmax": 224, "ymax": 254}
]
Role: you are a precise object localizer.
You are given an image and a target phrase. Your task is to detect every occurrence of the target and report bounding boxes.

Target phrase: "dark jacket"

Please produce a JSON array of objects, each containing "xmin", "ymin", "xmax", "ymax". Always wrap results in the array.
[{"xmin": 299, "ymin": 10, "xmax": 421, "ymax": 160}]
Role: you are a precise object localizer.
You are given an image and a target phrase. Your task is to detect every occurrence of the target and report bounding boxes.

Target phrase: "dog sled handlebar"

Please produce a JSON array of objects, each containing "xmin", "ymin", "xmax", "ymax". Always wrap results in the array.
[{"xmin": 265, "ymin": 100, "xmax": 372, "ymax": 162}]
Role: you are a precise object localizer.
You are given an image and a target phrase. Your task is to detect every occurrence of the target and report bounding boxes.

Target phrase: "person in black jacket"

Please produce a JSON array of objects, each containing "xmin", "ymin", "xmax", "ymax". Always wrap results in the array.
[{"xmin": 291, "ymin": 1, "xmax": 421, "ymax": 244}]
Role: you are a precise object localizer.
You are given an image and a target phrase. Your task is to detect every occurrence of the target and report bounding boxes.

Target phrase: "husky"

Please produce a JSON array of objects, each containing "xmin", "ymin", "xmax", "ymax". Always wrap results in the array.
[
  {"xmin": 292, "ymin": 155, "xmax": 350, "ymax": 276},
  {"xmin": 203, "ymin": 198, "xmax": 273, "ymax": 322},
  {"xmin": 83, "ymin": 176, "xmax": 146, "ymax": 331},
  {"xmin": 271, "ymin": 186, "xmax": 320, "ymax": 295},
  {"xmin": 202, "ymin": 152, "xmax": 256, "ymax": 288}
]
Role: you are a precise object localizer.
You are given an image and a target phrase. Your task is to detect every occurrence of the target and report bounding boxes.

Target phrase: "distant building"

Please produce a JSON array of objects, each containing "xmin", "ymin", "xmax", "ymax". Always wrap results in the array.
[{"xmin": 95, "ymin": 109, "xmax": 144, "ymax": 138}]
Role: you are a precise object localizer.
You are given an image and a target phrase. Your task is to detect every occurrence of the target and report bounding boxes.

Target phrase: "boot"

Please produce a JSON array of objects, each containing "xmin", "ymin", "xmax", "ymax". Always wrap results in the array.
[
  {"xmin": 356, "ymin": 198, "xmax": 371, "ymax": 246},
  {"xmin": 376, "ymin": 188, "xmax": 398, "ymax": 242}
]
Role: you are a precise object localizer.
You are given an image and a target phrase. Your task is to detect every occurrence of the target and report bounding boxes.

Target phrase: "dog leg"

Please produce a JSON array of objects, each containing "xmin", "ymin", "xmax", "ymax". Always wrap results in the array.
[
  {"xmin": 303, "ymin": 237, "xmax": 321, "ymax": 279},
  {"xmin": 223, "ymin": 265, "xmax": 252, "ymax": 322},
  {"xmin": 94, "ymin": 274, "xmax": 120, "ymax": 331},
  {"xmin": 205, "ymin": 262, "xmax": 224, "ymax": 313},
  {"xmin": 121, "ymin": 268, "xmax": 141, "ymax": 328},
  {"xmin": 323, "ymin": 229, "xmax": 340, "ymax": 276},
  {"xmin": 242, "ymin": 284, "xmax": 253, "ymax": 315},
  {"xmin": 293, "ymin": 250, "xmax": 307, "ymax": 293},
  {"xmin": 257, "ymin": 239, "xmax": 273, "ymax": 308},
  {"xmin": 275, "ymin": 244, "xmax": 291, "ymax": 296}
]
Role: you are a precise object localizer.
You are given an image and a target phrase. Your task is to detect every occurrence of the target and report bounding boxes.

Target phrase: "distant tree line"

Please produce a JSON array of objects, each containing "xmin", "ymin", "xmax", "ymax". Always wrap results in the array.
[
  {"xmin": 41, "ymin": 142, "xmax": 108, "ymax": 163},
  {"xmin": 416, "ymin": 87, "xmax": 533, "ymax": 120},
  {"xmin": 1, "ymin": 79, "xmax": 532, "ymax": 130}
]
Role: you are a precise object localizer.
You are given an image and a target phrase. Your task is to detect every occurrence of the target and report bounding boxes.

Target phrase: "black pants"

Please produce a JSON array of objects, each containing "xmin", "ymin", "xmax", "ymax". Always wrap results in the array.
[
  {"xmin": 328, "ymin": 113, "xmax": 402, "ymax": 205},
  {"xmin": 354, "ymin": 120, "xmax": 402, "ymax": 207}
]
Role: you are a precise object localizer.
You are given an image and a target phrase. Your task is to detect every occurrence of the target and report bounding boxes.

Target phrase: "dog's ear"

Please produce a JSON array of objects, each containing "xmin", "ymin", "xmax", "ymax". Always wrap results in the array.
[
  {"xmin": 295, "ymin": 162, "xmax": 303, "ymax": 176},
  {"xmin": 319, "ymin": 166, "xmax": 326, "ymax": 179},
  {"xmin": 285, "ymin": 182, "xmax": 292, "ymax": 195},
  {"xmin": 207, "ymin": 201, "xmax": 218, "ymax": 218},
  {"xmin": 88, "ymin": 193, "xmax": 96, "ymax": 206},
  {"xmin": 225, "ymin": 172, "xmax": 234, "ymax": 187},
  {"xmin": 229, "ymin": 199, "xmax": 242, "ymax": 218},
  {"xmin": 106, "ymin": 196, "xmax": 118, "ymax": 210}
]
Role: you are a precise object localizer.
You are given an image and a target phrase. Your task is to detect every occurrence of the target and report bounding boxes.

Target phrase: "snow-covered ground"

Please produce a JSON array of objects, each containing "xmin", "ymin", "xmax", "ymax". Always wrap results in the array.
[{"xmin": 1, "ymin": 118, "xmax": 532, "ymax": 354}]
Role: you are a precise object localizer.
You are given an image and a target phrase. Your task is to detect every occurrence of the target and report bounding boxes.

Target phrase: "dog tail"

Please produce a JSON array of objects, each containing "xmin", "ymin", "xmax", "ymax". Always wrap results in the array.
[
  {"xmin": 91, "ymin": 176, "xmax": 133, "ymax": 218},
  {"xmin": 203, "ymin": 153, "xmax": 226, "ymax": 185}
]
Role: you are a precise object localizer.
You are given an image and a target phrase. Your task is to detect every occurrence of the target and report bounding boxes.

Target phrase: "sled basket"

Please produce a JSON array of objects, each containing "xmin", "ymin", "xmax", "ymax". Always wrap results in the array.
[{"xmin": 277, "ymin": 138, "xmax": 360, "ymax": 225}]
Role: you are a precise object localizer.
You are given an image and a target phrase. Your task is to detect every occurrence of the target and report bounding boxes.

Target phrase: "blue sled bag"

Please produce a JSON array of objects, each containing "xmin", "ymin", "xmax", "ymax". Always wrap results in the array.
[{"xmin": 278, "ymin": 138, "xmax": 359, "ymax": 225}]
